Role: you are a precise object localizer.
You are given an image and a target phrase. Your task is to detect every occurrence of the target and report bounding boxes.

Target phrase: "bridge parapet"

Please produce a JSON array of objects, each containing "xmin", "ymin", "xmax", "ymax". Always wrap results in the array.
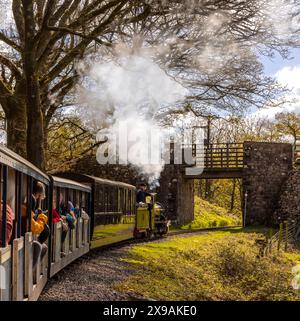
[{"xmin": 181, "ymin": 143, "xmax": 244, "ymax": 179}]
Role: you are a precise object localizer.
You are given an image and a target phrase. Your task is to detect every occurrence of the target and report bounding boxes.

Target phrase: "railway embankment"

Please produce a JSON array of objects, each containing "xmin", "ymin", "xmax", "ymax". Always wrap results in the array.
[{"xmin": 40, "ymin": 227, "xmax": 300, "ymax": 301}]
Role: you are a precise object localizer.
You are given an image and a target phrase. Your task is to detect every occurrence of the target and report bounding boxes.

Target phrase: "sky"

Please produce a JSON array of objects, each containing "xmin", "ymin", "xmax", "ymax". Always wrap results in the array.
[{"xmin": 255, "ymin": 48, "xmax": 300, "ymax": 119}]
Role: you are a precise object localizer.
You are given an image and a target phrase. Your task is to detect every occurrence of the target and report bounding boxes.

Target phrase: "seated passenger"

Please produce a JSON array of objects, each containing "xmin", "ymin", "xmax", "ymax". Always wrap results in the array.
[
  {"xmin": 52, "ymin": 198, "xmax": 69, "ymax": 244},
  {"xmin": 21, "ymin": 181, "xmax": 49, "ymax": 269},
  {"xmin": 21, "ymin": 202, "xmax": 47, "ymax": 269},
  {"xmin": 58, "ymin": 195, "xmax": 76, "ymax": 230},
  {"xmin": 0, "ymin": 203, "xmax": 15, "ymax": 247},
  {"xmin": 32, "ymin": 181, "xmax": 49, "ymax": 244}
]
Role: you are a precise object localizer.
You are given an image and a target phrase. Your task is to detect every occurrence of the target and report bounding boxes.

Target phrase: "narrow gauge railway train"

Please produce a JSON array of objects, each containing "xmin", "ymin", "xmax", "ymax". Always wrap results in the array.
[{"xmin": 0, "ymin": 146, "xmax": 168, "ymax": 301}]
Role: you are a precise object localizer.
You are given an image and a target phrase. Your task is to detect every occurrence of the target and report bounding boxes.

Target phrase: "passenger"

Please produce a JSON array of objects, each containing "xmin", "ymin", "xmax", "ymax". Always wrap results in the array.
[
  {"xmin": 0, "ymin": 203, "xmax": 15, "ymax": 247},
  {"xmin": 74, "ymin": 204, "xmax": 81, "ymax": 219},
  {"xmin": 52, "ymin": 197, "xmax": 68, "ymax": 244},
  {"xmin": 58, "ymin": 195, "xmax": 76, "ymax": 230},
  {"xmin": 21, "ymin": 181, "xmax": 49, "ymax": 269},
  {"xmin": 32, "ymin": 181, "xmax": 50, "ymax": 244},
  {"xmin": 66, "ymin": 201, "xmax": 76, "ymax": 229},
  {"xmin": 136, "ymin": 183, "xmax": 151, "ymax": 204}
]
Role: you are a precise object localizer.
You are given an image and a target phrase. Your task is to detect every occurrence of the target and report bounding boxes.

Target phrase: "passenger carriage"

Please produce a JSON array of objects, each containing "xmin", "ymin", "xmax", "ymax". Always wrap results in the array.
[
  {"xmin": 49, "ymin": 176, "xmax": 91, "ymax": 277},
  {"xmin": 0, "ymin": 145, "xmax": 51, "ymax": 301},
  {"xmin": 0, "ymin": 146, "xmax": 92, "ymax": 301},
  {"xmin": 54, "ymin": 173, "xmax": 137, "ymax": 248},
  {"xmin": 0, "ymin": 146, "xmax": 167, "ymax": 301}
]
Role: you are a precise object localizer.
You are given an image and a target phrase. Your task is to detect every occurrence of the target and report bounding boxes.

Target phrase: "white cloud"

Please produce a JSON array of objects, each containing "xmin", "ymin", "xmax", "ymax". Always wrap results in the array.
[
  {"xmin": 251, "ymin": 65, "xmax": 300, "ymax": 120},
  {"xmin": 275, "ymin": 66, "xmax": 300, "ymax": 93}
]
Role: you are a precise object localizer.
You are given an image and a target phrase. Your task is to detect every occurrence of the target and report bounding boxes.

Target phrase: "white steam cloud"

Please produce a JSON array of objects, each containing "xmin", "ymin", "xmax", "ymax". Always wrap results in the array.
[{"xmin": 78, "ymin": 51, "xmax": 188, "ymax": 184}]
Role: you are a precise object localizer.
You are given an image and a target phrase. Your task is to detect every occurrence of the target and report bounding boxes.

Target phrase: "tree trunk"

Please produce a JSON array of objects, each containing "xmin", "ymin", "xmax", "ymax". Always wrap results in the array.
[
  {"xmin": 26, "ymin": 92, "xmax": 45, "ymax": 170},
  {"xmin": 6, "ymin": 97, "xmax": 27, "ymax": 158},
  {"xmin": 22, "ymin": 1, "xmax": 45, "ymax": 170}
]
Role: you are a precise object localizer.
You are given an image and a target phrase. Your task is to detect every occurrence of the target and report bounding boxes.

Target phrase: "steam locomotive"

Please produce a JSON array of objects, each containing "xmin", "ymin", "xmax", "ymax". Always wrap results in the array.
[{"xmin": 0, "ymin": 145, "xmax": 168, "ymax": 301}]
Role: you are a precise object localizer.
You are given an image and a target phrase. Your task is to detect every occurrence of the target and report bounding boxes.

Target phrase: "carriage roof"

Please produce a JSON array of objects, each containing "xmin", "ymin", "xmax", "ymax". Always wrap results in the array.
[
  {"xmin": 54, "ymin": 172, "xmax": 136, "ymax": 190},
  {"xmin": 52, "ymin": 176, "xmax": 92, "ymax": 192},
  {"xmin": 0, "ymin": 144, "xmax": 49, "ymax": 184}
]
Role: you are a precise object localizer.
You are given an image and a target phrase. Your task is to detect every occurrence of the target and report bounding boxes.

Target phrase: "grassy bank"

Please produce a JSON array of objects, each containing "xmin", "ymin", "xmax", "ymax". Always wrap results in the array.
[
  {"xmin": 117, "ymin": 228, "xmax": 300, "ymax": 301},
  {"xmin": 179, "ymin": 196, "xmax": 241, "ymax": 229}
]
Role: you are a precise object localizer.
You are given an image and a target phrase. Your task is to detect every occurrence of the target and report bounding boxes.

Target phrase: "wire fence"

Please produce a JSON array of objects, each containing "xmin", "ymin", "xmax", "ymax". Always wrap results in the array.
[{"xmin": 262, "ymin": 220, "xmax": 300, "ymax": 256}]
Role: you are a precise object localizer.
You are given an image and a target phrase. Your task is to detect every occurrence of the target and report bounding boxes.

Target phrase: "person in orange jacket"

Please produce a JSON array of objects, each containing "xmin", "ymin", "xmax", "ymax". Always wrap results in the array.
[
  {"xmin": 21, "ymin": 180, "xmax": 49, "ymax": 269},
  {"xmin": 22, "ymin": 206, "xmax": 48, "ymax": 235}
]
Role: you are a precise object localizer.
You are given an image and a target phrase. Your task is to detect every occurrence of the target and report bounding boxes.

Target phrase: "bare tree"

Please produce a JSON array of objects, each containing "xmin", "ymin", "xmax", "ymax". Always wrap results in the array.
[
  {"xmin": 0, "ymin": 0, "xmax": 300, "ymax": 170},
  {"xmin": 275, "ymin": 112, "xmax": 300, "ymax": 147},
  {"xmin": 0, "ymin": 0, "xmax": 154, "ymax": 169}
]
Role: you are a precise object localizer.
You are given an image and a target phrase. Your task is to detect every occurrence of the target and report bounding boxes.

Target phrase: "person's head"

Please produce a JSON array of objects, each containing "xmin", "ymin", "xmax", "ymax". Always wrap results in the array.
[
  {"xmin": 139, "ymin": 183, "xmax": 147, "ymax": 191},
  {"xmin": 33, "ymin": 181, "xmax": 45, "ymax": 200}
]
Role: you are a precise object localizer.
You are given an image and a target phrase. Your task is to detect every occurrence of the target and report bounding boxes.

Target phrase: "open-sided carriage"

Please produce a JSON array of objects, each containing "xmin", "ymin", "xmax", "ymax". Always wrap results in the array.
[
  {"xmin": 0, "ymin": 146, "xmax": 92, "ymax": 301},
  {"xmin": 0, "ymin": 146, "xmax": 168, "ymax": 301}
]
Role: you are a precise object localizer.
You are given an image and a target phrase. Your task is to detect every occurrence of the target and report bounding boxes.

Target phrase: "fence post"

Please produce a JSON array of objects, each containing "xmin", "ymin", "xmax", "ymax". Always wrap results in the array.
[{"xmin": 278, "ymin": 223, "xmax": 283, "ymax": 253}]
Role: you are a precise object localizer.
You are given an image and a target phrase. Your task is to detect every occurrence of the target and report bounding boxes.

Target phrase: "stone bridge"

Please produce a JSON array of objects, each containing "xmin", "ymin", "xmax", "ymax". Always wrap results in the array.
[
  {"xmin": 157, "ymin": 141, "xmax": 294, "ymax": 226},
  {"xmin": 70, "ymin": 140, "xmax": 295, "ymax": 228}
]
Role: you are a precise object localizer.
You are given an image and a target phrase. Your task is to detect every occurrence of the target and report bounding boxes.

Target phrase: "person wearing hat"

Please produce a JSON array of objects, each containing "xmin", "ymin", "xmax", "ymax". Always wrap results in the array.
[{"xmin": 136, "ymin": 182, "xmax": 151, "ymax": 204}]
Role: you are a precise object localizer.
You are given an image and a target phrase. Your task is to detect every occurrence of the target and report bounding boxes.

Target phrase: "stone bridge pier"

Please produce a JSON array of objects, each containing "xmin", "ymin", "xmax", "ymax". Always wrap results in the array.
[{"xmin": 157, "ymin": 142, "xmax": 294, "ymax": 227}]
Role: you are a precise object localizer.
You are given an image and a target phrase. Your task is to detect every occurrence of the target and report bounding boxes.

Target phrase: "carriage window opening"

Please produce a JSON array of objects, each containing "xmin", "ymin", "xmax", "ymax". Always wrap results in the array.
[
  {"xmin": 117, "ymin": 188, "xmax": 120, "ymax": 213},
  {"xmin": 7, "ymin": 168, "xmax": 16, "ymax": 215},
  {"xmin": 84, "ymin": 192, "xmax": 89, "ymax": 212},
  {"xmin": 7, "ymin": 168, "xmax": 16, "ymax": 242},
  {"xmin": 55, "ymin": 187, "xmax": 60, "ymax": 210},
  {"xmin": 77, "ymin": 190, "xmax": 82, "ymax": 217},
  {"xmin": 118, "ymin": 188, "xmax": 121, "ymax": 213},
  {"xmin": 97, "ymin": 186, "xmax": 103, "ymax": 212},
  {"xmin": 53, "ymin": 188, "xmax": 57, "ymax": 211},
  {"xmin": 59, "ymin": 188, "xmax": 66, "ymax": 213},
  {"xmin": 0, "ymin": 165, "xmax": 9, "ymax": 248},
  {"xmin": 104, "ymin": 186, "xmax": 108, "ymax": 213},
  {"xmin": 107, "ymin": 186, "xmax": 112, "ymax": 212},
  {"xmin": 15, "ymin": 172, "xmax": 22, "ymax": 238},
  {"xmin": 114, "ymin": 187, "xmax": 118, "ymax": 213},
  {"xmin": 87, "ymin": 192, "xmax": 91, "ymax": 216},
  {"xmin": 124, "ymin": 189, "xmax": 126, "ymax": 214},
  {"xmin": 27, "ymin": 177, "xmax": 33, "ymax": 231},
  {"xmin": 65, "ymin": 188, "xmax": 70, "ymax": 206},
  {"xmin": 74, "ymin": 190, "xmax": 79, "ymax": 208},
  {"xmin": 21, "ymin": 175, "xmax": 28, "ymax": 235},
  {"xmin": 128, "ymin": 190, "xmax": 131, "ymax": 215},
  {"xmin": 81, "ymin": 191, "xmax": 86, "ymax": 210}
]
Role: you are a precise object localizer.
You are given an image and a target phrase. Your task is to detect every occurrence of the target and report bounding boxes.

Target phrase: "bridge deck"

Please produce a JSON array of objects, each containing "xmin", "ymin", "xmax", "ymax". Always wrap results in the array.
[{"xmin": 182, "ymin": 143, "xmax": 244, "ymax": 179}]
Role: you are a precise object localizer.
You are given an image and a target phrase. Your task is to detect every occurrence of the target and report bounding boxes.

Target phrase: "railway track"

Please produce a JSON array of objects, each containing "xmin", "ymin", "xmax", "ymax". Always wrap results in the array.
[{"xmin": 86, "ymin": 225, "xmax": 242, "ymax": 255}]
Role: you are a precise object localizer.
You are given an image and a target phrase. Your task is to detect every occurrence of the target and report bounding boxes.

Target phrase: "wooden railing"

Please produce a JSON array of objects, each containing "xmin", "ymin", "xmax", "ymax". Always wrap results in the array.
[{"xmin": 185, "ymin": 143, "xmax": 244, "ymax": 170}]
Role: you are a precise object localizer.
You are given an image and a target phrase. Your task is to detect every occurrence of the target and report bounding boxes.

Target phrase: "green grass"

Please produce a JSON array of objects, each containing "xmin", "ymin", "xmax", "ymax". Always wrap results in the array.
[
  {"xmin": 116, "ymin": 228, "xmax": 300, "ymax": 301},
  {"xmin": 179, "ymin": 196, "xmax": 241, "ymax": 230}
]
